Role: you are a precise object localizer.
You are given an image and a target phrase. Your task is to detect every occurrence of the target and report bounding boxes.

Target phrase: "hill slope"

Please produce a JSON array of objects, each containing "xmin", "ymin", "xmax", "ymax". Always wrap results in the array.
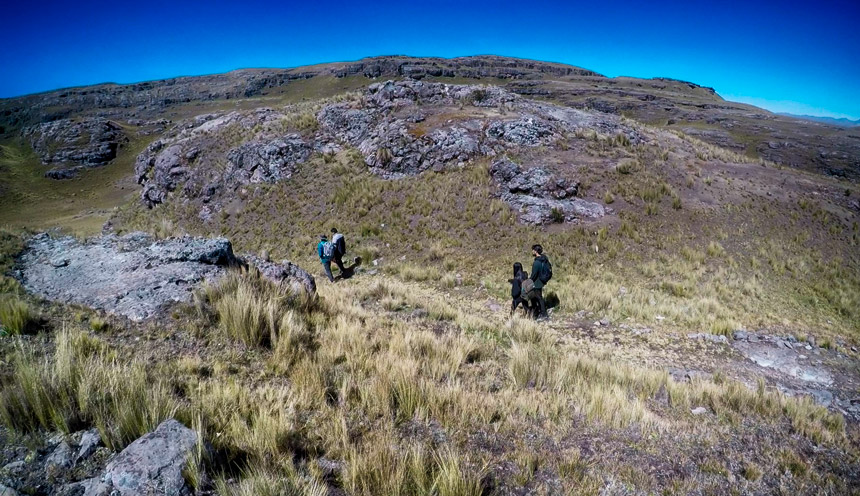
[{"xmin": 0, "ymin": 56, "xmax": 859, "ymax": 494}]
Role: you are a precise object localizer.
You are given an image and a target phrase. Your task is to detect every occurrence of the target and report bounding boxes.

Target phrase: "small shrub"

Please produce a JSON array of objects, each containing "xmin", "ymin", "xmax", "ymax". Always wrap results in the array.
[
  {"xmin": 742, "ymin": 462, "xmax": 762, "ymax": 481},
  {"xmin": 90, "ymin": 317, "xmax": 108, "ymax": 332},
  {"xmin": 706, "ymin": 241, "xmax": 725, "ymax": 257},
  {"xmin": 550, "ymin": 208, "xmax": 565, "ymax": 223},
  {"xmin": 616, "ymin": 158, "xmax": 637, "ymax": 174},
  {"xmin": 375, "ymin": 147, "xmax": 393, "ymax": 166},
  {"xmin": 604, "ymin": 191, "xmax": 615, "ymax": 204}
]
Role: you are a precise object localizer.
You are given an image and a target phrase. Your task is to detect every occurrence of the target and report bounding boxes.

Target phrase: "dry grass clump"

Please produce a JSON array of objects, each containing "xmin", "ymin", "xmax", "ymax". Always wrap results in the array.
[
  {"xmin": 0, "ymin": 295, "xmax": 38, "ymax": 335},
  {"xmin": 0, "ymin": 327, "xmax": 177, "ymax": 451},
  {"xmin": 200, "ymin": 268, "xmax": 316, "ymax": 350}
]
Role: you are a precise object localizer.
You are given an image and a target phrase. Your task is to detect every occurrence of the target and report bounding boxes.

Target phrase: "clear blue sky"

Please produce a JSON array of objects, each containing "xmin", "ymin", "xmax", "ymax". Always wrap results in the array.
[{"xmin": 3, "ymin": 0, "xmax": 859, "ymax": 119}]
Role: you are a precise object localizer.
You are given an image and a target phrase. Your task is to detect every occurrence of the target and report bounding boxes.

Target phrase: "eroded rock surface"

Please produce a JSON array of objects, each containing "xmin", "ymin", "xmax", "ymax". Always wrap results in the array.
[
  {"xmin": 489, "ymin": 157, "xmax": 608, "ymax": 224},
  {"xmin": 23, "ymin": 118, "xmax": 127, "ymax": 172},
  {"xmin": 133, "ymin": 79, "xmax": 640, "ymax": 213},
  {"xmin": 16, "ymin": 232, "xmax": 314, "ymax": 321}
]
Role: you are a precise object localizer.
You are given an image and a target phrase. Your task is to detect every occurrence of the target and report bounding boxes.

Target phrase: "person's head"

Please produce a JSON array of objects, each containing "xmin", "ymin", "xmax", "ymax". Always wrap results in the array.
[
  {"xmin": 531, "ymin": 244, "xmax": 543, "ymax": 257},
  {"xmin": 331, "ymin": 228, "xmax": 338, "ymax": 234},
  {"xmin": 513, "ymin": 262, "xmax": 523, "ymax": 277},
  {"xmin": 320, "ymin": 235, "xmax": 328, "ymax": 241}
]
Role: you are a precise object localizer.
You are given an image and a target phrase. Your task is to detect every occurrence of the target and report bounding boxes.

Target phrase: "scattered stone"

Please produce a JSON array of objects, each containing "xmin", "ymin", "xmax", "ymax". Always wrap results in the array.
[
  {"xmin": 76, "ymin": 428, "xmax": 101, "ymax": 463},
  {"xmin": 807, "ymin": 335, "xmax": 817, "ymax": 347},
  {"xmin": 691, "ymin": 407, "xmax": 708, "ymax": 415},
  {"xmin": 45, "ymin": 166, "xmax": 85, "ymax": 179},
  {"xmin": 687, "ymin": 333, "xmax": 729, "ymax": 344},
  {"xmin": 2, "ymin": 460, "xmax": 25, "ymax": 474},
  {"xmin": 45, "ymin": 441, "xmax": 73, "ymax": 475},
  {"xmin": 732, "ymin": 330, "xmax": 748, "ymax": 341}
]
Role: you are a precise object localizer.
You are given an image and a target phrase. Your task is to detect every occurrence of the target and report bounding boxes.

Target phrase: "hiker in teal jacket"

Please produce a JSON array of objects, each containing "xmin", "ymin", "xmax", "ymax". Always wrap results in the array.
[
  {"xmin": 317, "ymin": 235, "xmax": 335, "ymax": 282},
  {"xmin": 529, "ymin": 244, "xmax": 552, "ymax": 320}
]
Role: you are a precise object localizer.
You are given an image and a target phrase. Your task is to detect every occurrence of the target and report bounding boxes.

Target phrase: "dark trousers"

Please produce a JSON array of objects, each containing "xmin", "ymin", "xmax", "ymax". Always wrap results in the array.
[
  {"xmin": 530, "ymin": 288, "xmax": 546, "ymax": 318},
  {"xmin": 333, "ymin": 254, "xmax": 346, "ymax": 273},
  {"xmin": 511, "ymin": 297, "xmax": 529, "ymax": 316},
  {"xmin": 322, "ymin": 260, "xmax": 334, "ymax": 282}
]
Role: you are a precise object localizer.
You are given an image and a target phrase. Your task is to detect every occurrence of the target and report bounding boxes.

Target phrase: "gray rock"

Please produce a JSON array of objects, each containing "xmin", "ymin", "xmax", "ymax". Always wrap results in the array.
[
  {"xmin": 732, "ymin": 330, "xmax": 748, "ymax": 341},
  {"xmin": 23, "ymin": 118, "xmax": 127, "ymax": 167},
  {"xmin": 16, "ymin": 232, "xmax": 314, "ymax": 321},
  {"xmin": 102, "ymin": 419, "xmax": 197, "ymax": 496},
  {"xmin": 242, "ymin": 255, "xmax": 317, "ymax": 296},
  {"xmin": 691, "ymin": 407, "xmax": 708, "ymax": 415},
  {"xmin": 76, "ymin": 429, "xmax": 101, "ymax": 463},
  {"xmin": 45, "ymin": 166, "xmax": 85, "ymax": 180},
  {"xmin": 687, "ymin": 333, "xmax": 729, "ymax": 344},
  {"xmin": 486, "ymin": 117, "xmax": 557, "ymax": 146},
  {"xmin": 1, "ymin": 460, "xmax": 24, "ymax": 474},
  {"xmin": 225, "ymin": 134, "xmax": 310, "ymax": 184},
  {"xmin": 45, "ymin": 441, "xmax": 73, "ymax": 475},
  {"xmin": 489, "ymin": 157, "xmax": 604, "ymax": 224},
  {"xmin": 59, "ymin": 477, "xmax": 111, "ymax": 496},
  {"xmin": 0, "ymin": 483, "xmax": 18, "ymax": 496}
]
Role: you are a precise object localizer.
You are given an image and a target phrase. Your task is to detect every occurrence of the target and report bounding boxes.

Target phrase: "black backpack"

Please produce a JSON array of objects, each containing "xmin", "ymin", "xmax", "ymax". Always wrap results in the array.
[{"xmin": 540, "ymin": 259, "xmax": 553, "ymax": 284}]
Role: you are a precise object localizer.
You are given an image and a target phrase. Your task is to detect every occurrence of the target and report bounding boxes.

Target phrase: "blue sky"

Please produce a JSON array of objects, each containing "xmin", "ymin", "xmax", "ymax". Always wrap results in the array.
[{"xmin": 3, "ymin": 0, "xmax": 859, "ymax": 119}]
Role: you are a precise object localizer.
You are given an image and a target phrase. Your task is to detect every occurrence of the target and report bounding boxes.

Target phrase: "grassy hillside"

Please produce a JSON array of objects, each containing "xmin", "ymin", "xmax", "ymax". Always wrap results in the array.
[{"xmin": 0, "ymin": 72, "xmax": 859, "ymax": 494}]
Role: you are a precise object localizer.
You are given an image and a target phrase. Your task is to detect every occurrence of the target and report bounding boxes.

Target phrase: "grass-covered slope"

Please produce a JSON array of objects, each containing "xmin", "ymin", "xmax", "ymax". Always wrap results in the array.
[{"xmin": 0, "ymin": 68, "xmax": 858, "ymax": 494}]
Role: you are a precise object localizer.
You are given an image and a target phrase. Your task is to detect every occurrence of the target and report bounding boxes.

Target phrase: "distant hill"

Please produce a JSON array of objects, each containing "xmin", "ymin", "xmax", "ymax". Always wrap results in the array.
[{"xmin": 780, "ymin": 113, "xmax": 860, "ymax": 127}]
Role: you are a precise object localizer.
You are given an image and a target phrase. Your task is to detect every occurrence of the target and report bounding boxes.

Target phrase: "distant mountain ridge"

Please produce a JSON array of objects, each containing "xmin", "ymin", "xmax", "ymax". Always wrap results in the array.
[{"xmin": 779, "ymin": 113, "xmax": 860, "ymax": 127}]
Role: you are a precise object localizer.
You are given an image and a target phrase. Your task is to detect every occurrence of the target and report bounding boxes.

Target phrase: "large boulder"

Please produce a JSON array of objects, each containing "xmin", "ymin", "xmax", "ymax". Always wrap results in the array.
[
  {"xmin": 24, "ymin": 118, "xmax": 127, "ymax": 168},
  {"xmin": 63, "ymin": 419, "xmax": 197, "ymax": 496},
  {"xmin": 103, "ymin": 419, "xmax": 197, "ymax": 496},
  {"xmin": 16, "ymin": 232, "xmax": 315, "ymax": 321}
]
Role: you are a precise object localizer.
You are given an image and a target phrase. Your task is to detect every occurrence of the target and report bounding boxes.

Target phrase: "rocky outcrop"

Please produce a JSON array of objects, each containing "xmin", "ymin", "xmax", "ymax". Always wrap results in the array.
[
  {"xmin": 489, "ymin": 157, "xmax": 608, "ymax": 224},
  {"xmin": 15, "ymin": 232, "xmax": 315, "ymax": 321},
  {"xmin": 23, "ymin": 118, "xmax": 127, "ymax": 169},
  {"xmin": 225, "ymin": 134, "xmax": 310, "ymax": 185}
]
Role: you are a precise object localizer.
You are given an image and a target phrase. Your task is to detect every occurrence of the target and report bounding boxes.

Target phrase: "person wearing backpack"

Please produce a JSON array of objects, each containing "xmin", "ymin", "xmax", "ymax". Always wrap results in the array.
[
  {"xmin": 331, "ymin": 227, "xmax": 347, "ymax": 274},
  {"xmin": 529, "ymin": 244, "xmax": 552, "ymax": 320},
  {"xmin": 509, "ymin": 262, "xmax": 531, "ymax": 316},
  {"xmin": 317, "ymin": 234, "xmax": 335, "ymax": 282}
]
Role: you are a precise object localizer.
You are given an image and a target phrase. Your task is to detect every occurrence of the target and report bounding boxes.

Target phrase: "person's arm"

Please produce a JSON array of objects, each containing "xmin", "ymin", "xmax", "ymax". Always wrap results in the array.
[
  {"xmin": 317, "ymin": 243, "xmax": 322, "ymax": 259},
  {"xmin": 530, "ymin": 260, "xmax": 540, "ymax": 281}
]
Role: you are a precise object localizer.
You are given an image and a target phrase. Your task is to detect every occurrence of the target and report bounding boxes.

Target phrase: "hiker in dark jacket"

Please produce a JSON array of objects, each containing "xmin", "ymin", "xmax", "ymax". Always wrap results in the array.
[
  {"xmin": 508, "ymin": 262, "xmax": 530, "ymax": 316},
  {"xmin": 529, "ymin": 244, "xmax": 552, "ymax": 320},
  {"xmin": 330, "ymin": 227, "xmax": 347, "ymax": 274},
  {"xmin": 317, "ymin": 235, "xmax": 335, "ymax": 282}
]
